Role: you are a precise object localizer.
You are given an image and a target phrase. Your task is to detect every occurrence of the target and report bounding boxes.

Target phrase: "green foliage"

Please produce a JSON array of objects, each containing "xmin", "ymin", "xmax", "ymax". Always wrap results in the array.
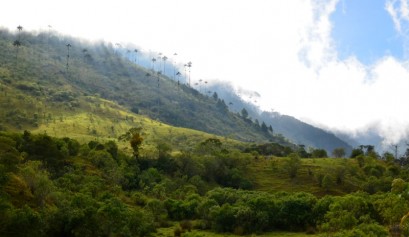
[
  {"xmin": 284, "ymin": 153, "xmax": 301, "ymax": 179},
  {"xmin": 310, "ymin": 148, "xmax": 327, "ymax": 158},
  {"xmin": 332, "ymin": 147, "xmax": 346, "ymax": 158}
]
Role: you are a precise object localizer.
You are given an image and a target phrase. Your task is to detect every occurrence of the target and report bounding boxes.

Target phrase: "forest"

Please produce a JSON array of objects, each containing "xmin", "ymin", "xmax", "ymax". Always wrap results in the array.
[{"xmin": 1, "ymin": 130, "xmax": 409, "ymax": 237}]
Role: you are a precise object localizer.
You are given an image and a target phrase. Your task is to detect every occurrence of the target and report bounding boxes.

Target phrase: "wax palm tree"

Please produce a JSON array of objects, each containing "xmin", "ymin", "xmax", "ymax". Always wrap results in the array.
[
  {"xmin": 173, "ymin": 53, "xmax": 177, "ymax": 80},
  {"xmin": 13, "ymin": 40, "xmax": 21, "ymax": 61},
  {"xmin": 176, "ymin": 71, "xmax": 181, "ymax": 89},
  {"xmin": 14, "ymin": 25, "xmax": 23, "ymax": 62},
  {"xmin": 157, "ymin": 71, "xmax": 162, "ymax": 88},
  {"xmin": 47, "ymin": 25, "xmax": 52, "ymax": 60},
  {"xmin": 66, "ymin": 43, "xmax": 72, "ymax": 72},
  {"xmin": 151, "ymin": 57, "xmax": 157, "ymax": 71},
  {"xmin": 184, "ymin": 64, "xmax": 187, "ymax": 85},
  {"xmin": 162, "ymin": 56, "xmax": 168, "ymax": 75},
  {"xmin": 134, "ymin": 49, "xmax": 138, "ymax": 64},
  {"xmin": 17, "ymin": 25, "xmax": 23, "ymax": 40},
  {"xmin": 115, "ymin": 43, "xmax": 121, "ymax": 55},
  {"xmin": 187, "ymin": 61, "xmax": 192, "ymax": 87}
]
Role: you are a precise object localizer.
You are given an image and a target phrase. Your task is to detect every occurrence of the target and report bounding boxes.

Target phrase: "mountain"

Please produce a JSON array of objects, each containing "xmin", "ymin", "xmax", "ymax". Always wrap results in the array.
[
  {"xmin": 0, "ymin": 27, "xmax": 294, "ymax": 148},
  {"xmin": 0, "ymin": 27, "xmax": 352, "ymax": 154},
  {"xmin": 205, "ymin": 82, "xmax": 353, "ymax": 154}
]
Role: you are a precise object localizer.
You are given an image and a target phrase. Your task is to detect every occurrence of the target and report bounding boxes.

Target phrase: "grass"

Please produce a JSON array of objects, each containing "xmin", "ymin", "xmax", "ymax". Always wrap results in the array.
[
  {"xmin": 247, "ymin": 157, "xmax": 361, "ymax": 196},
  {"xmin": 0, "ymin": 80, "xmax": 245, "ymax": 155}
]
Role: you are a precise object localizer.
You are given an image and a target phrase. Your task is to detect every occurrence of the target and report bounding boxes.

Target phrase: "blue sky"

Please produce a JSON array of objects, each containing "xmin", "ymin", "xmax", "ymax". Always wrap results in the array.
[{"xmin": 331, "ymin": 0, "xmax": 402, "ymax": 64}]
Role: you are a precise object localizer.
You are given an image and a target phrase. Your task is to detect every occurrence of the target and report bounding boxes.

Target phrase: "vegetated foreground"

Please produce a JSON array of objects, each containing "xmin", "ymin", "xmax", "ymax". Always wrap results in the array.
[{"xmin": 1, "ymin": 130, "xmax": 409, "ymax": 237}]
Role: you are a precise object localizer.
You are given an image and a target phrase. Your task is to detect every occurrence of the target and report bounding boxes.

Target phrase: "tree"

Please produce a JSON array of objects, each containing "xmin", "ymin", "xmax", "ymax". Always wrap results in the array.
[
  {"xmin": 130, "ymin": 131, "xmax": 143, "ymax": 158},
  {"xmin": 332, "ymin": 147, "xmax": 346, "ymax": 158},
  {"xmin": 12, "ymin": 40, "xmax": 21, "ymax": 61},
  {"xmin": 350, "ymin": 148, "xmax": 364, "ymax": 158},
  {"xmin": 322, "ymin": 175, "xmax": 334, "ymax": 192},
  {"xmin": 118, "ymin": 128, "xmax": 143, "ymax": 158},
  {"xmin": 134, "ymin": 49, "xmax": 138, "ymax": 64},
  {"xmin": 311, "ymin": 149, "xmax": 328, "ymax": 158},
  {"xmin": 261, "ymin": 122, "xmax": 268, "ymax": 133},
  {"xmin": 284, "ymin": 153, "xmax": 301, "ymax": 179},
  {"xmin": 212, "ymin": 92, "xmax": 218, "ymax": 100},
  {"xmin": 66, "ymin": 43, "xmax": 72, "ymax": 72},
  {"xmin": 13, "ymin": 25, "xmax": 23, "ymax": 62},
  {"xmin": 187, "ymin": 61, "xmax": 192, "ymax": 86},
  {"xmin": 162, "ymin": 55, "xmax": 168, "ymax": 75},
  {"xmin": 176, "ymin": 71, "xmax": 181, "ymax": 89},
  {"xmin": 151, "ymin": 57, "xmax": 156, "ymax": 72},
  {"xmin": 241, "ymin": 108, "xmax": 248, "ymax": 119}
]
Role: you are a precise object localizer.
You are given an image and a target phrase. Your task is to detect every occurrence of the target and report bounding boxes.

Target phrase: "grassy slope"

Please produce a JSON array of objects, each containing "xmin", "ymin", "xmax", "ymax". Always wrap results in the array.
[
  {"xmin": 247, "ymin": 157, "xmax": 363, "ymax": 196},
  {"xmin": 0, "ymin": 28, "xmax": 285, "ymax": 145}
]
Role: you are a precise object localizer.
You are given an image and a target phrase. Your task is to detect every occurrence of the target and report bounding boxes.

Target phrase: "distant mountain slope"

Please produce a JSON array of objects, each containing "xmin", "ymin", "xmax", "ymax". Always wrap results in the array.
[
  {"xmin": 0, "ymin": 28, "xmax": 292, "ymax": 146},
  {"xmin": 206, "ymin": 82, "xmax": 353, "ymax": 154}
]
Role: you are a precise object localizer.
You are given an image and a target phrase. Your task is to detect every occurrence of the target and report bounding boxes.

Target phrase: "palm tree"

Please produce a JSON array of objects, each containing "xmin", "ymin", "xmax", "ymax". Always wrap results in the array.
[
  {"xmin": 66, "ymin": 43, "xmax": 72, "ymax": 72},
  {"xmin": 158, "ymin": 52, "xmax": 163, "ymax": 72},
  {"xmin": 13, "ymin": 40, "xmax": 21, "ymax": 61},
  {"xmin": 14, "ymin": 25, "xmax": 23, "ymax": 62},
  {"xmin": 162, "ymin": 56, "xmax": 168, "ymax": 75},
  {"xmin": 134, "ymin": 49, "xmax": 138, "ymax": 64},
  {"xmin": 173, "ymin": 53, "xmax": 177, "ymax": 80},
  {"xmin": 17, "ymin": 25, "xmax": 23, "ymax": 40},
  {"xmin": 184, "ymin": 64, "xmax": 187, "ymax": 85},
  {"xmin": 157, "ymin": 71, "xmax": 162, "ymax": 88},
  {"xmin": 115, "ymin": 43, "xmax": 121, "ymax": 55},
  {"xmin": 187, "ymin": 61, "xmax": 192, "ymax": 87},
  {"xmin": 126, "ymin": 49, "xmax": 131, "ymax": 60},
  {"xmin": 151, "ymin": 57, "xmax": 157, "ymax": 71},
  {"xmin": 47, "ymin": 25, "xmax": 52, "ymax": 60},
  {"xmin": 176, "ymin": 71, "xmax": 181, "ymax": 89}
]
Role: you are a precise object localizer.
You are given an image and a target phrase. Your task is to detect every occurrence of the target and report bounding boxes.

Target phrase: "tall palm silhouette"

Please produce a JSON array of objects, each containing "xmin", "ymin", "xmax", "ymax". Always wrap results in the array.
[
  {"xmin": 184, "ymin": 64, "xmax": 187, "ymax": 85},
  {"xmin": 115, "ymin": 43, "xmax": 121, "ymax": 55},
  {"xmin": 14, "ymin": 25, "xmax": 23, "ymax": 62},
  {"xmin": 17, "ymin": 25, "xmax": 23, "ymax": 40},
  {"xmin": 162, "ymin": 56, "xmax": 168, "ymax": 75},
  {"xmin": 157, "ymin": 71, "xmax": 162, "ymax": 88},
  {"xmin": 66, "ymin": 43, "xmax": 72, "ymax": 72},
  {"xmin": 134, "ymin": 49, "xmax": 138, "ymax": 64},
  {"xmin": 13, "ymin": 40, "xmax": 21, "ymax": 61},
  {"xmin": 176, "ymin": 71, "xmax": 181, "ymax": 89},
  {"xmin": 173, "ymin": 53, "xmax": 177, "ymax": 80},
  {"xmin": 47, "ymin": 25, "xmax": 52, "ymax": 60},
  {"xmin": 158, "ymin": 53, "xmax": 163, "ymax": 72},
  {"xmin": 187, "ymin": 61, "xmax": 192, "ymax": 87},
  {"xmin": 151, "ymin": 57, "xmax": 157, "ymax": 72}
]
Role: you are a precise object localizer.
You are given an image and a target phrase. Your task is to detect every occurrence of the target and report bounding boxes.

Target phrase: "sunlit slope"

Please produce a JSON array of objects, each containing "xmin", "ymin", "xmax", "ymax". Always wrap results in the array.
[{"xmin": 0, "ymin": 79, "xmax": 244, "ymax": 153}]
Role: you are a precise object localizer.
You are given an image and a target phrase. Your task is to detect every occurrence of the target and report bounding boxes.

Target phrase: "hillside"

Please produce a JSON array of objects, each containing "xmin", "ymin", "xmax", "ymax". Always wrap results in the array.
[
  {"xmin": 207, "ymin": 82, "xmax": 353, "ymax": 154},
  {"xmin": 0, "ymin": 28, "xmax": 292, "ymax": 147}
]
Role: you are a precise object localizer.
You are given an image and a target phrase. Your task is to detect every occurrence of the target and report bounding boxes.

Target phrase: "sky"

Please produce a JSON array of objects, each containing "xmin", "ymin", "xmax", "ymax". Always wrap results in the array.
[{"xmin": 2, "ymin": 0, "xmax": 409, "ymax": 146}]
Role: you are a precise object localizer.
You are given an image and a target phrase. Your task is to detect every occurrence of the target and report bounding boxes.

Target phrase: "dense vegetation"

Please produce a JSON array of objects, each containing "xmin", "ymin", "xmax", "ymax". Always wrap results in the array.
[{"xmin": 1, "ymin": 131, "xmax": 409, "ymax": 236}]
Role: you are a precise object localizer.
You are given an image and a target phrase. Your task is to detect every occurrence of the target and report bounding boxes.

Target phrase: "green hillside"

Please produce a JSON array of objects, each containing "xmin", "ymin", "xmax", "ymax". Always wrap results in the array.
[{"xmin": 0, "ymin": 28, "xmax": 287, "ymax": 147}]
